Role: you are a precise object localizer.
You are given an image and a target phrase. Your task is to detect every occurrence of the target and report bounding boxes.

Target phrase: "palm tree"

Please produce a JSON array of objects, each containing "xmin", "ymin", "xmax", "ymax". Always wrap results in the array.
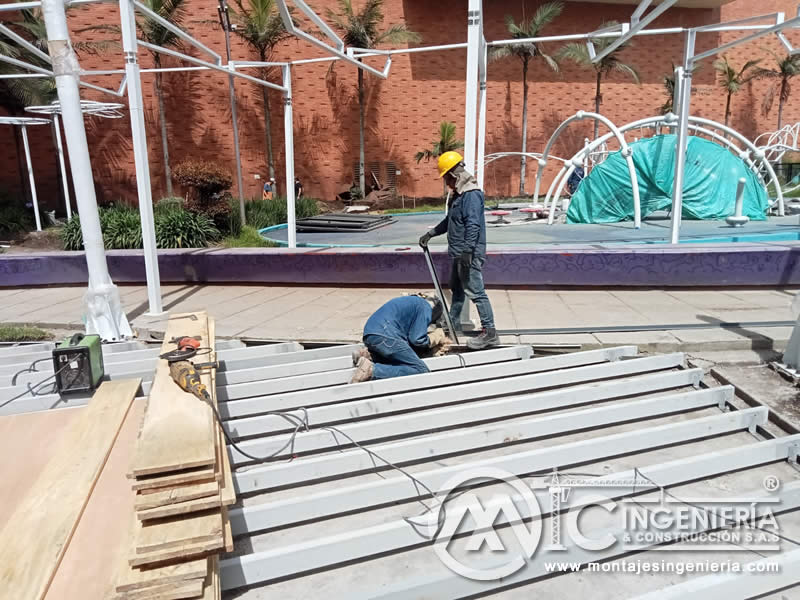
[
  {"xmin": 752, "ymin": 51, "xmax": 800, "ymax": 130},
  {"xmin": 415, "ymin": 121, "xmax": 464, "ymax": 197},
  {"xmin": 713, "ymin": 56, "xmax": 760, "ymax": 127},
  {"xmin": 230, "ymin": 0, "xmax": 290, "ymax": 183},
  {"xmin": 489, "ymin": 2, "xmax": 562, "ymax": 195},
  {"xmin": 327, "ymin": 0, "xmax": 420, "ymax": 196},
  {"xmin": 557, "ymin": 21, "xmax": 640, "ymax": 139}
]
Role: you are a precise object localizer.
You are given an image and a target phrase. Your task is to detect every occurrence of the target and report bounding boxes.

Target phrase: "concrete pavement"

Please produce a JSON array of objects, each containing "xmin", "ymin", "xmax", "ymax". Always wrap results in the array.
[{"xmin": 1, "ymin": 284, "xmax": 797, "ymax": 352}]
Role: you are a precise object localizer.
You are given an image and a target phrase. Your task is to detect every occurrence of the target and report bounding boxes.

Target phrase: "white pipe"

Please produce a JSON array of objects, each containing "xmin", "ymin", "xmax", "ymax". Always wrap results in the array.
[
  {"xmin": 120, "ymin": 0, "xmax": 163, "ymax": 316},
  {"xmin": 41, "ymin": 0, "xmax": 132, "ymax": 340},
  {"xmin": 476, "ymin": 36, "xmax": 487, "ymax": 188},
  {"xmin": 283, "ymin": 65, "xmax": 296, "ymax": 249},
  {"xmin": 0, "ymin": 23, "xmax": 51, "ymax": 63},
  {"xmin": 20, "ymin": 125, "xmax": 42, "ymax": 232},
  {"xmin": 545, "ymin": 164, "xmax": 570, "ymax": 224},
  {"xmin": 133, "ymin": 0, "xmax": 221, "ymax": 63},
  {"xmin": 52, "ymin": 114, "xmax": 71, "ymax": 219},
  {"xmin": 462, "ymin": 0, "xmax": 481, "ymax": 174},
  {"xmin": 592, "ymin": 0, "xmax": 677, "ymax": 64}
]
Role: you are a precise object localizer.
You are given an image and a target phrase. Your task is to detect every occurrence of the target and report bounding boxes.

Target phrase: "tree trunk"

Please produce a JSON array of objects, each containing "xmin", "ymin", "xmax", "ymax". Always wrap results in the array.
[
  {"xmin": 778, "ymin": 78, "xmax": 787, "ymax": 130},
  {"xmin": 358, "ymin": 64, "xmax": 366, "ymax": 197},
  {"xmin": 724, "ymin": 92, "xmax": 731, "ymax": 127},
  {"xmin": 594, "ymin": 71, "xmax": 602, "ymax": 140},
  {"xmin": 519, "ymin": 57, "xmax": 529, "ymax": 196},
  {"xmin": 154, "ymin": 67, "xmax": 173, "ymax": 197},
  {"xmin": 260, "ymin": 56, "xmax": 276, "ymax": 184}
]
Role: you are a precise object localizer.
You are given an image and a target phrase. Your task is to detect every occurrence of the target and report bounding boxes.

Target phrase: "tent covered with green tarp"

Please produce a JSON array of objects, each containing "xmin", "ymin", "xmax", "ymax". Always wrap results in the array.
[{"xmin": 566, "ymin": 134, "xmax": 769, "ymax": 224}]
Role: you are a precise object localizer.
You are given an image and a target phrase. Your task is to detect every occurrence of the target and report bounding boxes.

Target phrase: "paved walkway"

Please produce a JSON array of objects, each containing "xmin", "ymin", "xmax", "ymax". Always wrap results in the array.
[{"xmin": 1, "ymin": 284, "xmax": 797, "ymax": 352}]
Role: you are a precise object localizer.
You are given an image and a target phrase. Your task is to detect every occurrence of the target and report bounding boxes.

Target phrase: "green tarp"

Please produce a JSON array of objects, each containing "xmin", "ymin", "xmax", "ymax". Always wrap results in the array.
[{"xmin": 566, "ymin": 134, "xmax": 769, "ymax": 224}]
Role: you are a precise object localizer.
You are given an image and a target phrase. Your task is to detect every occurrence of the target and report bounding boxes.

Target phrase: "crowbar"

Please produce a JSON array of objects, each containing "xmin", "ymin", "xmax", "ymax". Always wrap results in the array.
[{"xmin": 419, "ymin": 242, "xmax": 459, "ymax": 346}]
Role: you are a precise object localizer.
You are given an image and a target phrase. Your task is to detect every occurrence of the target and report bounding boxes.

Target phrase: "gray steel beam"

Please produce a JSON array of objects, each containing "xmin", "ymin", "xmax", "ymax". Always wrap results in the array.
[
  {"xmin": 233, "ymin": 405, "xmax": 767, "ymax": 498},
  {"xmin": 217, "ymin": 344, "xmax": 359, "ymax": 372},
  {"xmin": 338, "ymin": 479, "xmax": 800, "ymax": 600},
  {"xmin": 9, "ymin": 358, "xmax": 157, "ymax": 388},
  {"xmin": 227, "ymin": 368, "xmax": 702, "ymax": 452},
  {"xmin": 630, "ymin": 548, "xmax": 800, "ymax": 599},
  {"xmin": 0, "ymin": 345, "xmax": 158, "ymax": 367},
  {"xmin": 217, "ymin": 355, "xmax": 353, "ymax": 386},
  {"xmin": 217, "ymin": 346, "xmax": 533, "ymax": 402},
  {"xmin": 224, "ymin": 352, "xmax": 678, "ymax": 439},
  {"xmin": 230, "ymin": 386, "xmax": 727, "ymax": 469},
  {"xmin": 0, "ymin": 342, "xmax": 54, "ymax": 356},
  {"xmin": 225, "ymin": 434, "xmax": 800, "ymax": 584},
  {"xmin": 221, "ymin": 346, "xmax": 640, "ymax": 419}
]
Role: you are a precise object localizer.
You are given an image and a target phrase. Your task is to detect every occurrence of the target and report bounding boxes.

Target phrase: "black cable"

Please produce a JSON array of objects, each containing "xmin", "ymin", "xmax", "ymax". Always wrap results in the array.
[
  {"xmin": 0, "ymin": 363, "xmax": 71, "ymax": 409},
  {"xmin": 10, "ymin": 357, "xmax": 53, "ymax": 386}
]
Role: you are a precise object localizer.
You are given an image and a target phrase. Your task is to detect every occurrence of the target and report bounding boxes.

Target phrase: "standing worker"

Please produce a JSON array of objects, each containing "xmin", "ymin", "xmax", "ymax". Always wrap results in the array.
[
  {"xmin": 262, "ymin": 177, "xmax": 275, "ymax": 201},
  {"xmin": 351, "ymin": 294, "xmax": 449, "ymax": 383},
  {"xmin": 295, "ymin": 177, "xmax": 304, "ymax": 200},
  {"xmin": 419, "ymin": 151, "xmax": 498, "ymax": 350}
]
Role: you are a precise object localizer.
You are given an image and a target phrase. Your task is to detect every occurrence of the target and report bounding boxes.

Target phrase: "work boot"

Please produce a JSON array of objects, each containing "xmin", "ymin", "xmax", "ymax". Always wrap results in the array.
[
  {"xmin": 350, "ymin": 356, "xmax": 374, "ymax": 383},
  {"xmin": 466, "ymin": 327, "xmax": 499, "ymax": 350},
  {"xmin": 352, "ymin": 347, "xmax": 371, "ymax": 366}
]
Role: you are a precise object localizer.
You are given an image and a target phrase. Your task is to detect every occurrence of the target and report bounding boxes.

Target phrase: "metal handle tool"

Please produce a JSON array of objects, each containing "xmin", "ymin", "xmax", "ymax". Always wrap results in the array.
[{"xmin": 420, "ymin": 242, "xmax": 459, "ymax": 345}]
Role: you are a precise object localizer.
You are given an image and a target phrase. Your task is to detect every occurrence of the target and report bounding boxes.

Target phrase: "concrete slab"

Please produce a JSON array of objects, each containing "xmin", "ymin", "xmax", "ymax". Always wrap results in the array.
[{"xmin": 594, "ymin": 331, "xmax": 681, "ymax": 353}]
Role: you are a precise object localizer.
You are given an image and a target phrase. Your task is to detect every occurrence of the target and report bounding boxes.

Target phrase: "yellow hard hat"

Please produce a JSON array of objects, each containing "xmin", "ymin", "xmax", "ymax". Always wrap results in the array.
[{"xmin": 437, "ymin": 151, "xmax": 463, "ymax": 178}]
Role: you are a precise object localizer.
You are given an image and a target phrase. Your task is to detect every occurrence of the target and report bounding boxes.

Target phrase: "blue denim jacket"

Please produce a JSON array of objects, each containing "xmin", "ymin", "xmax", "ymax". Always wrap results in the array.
[
  {"xmin": 363, "ymin": 296, "xmax": 432, "ymax": 348},
  {"xmin": 432, "ymin": 189, "xmax": 487, "ymax": 259}
]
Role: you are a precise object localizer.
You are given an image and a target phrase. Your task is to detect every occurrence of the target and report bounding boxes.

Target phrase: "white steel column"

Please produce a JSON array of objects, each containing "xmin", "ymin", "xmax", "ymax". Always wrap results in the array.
[
  {"xmin": 19, "ymin": 124, "xmax": 42, "ymax": 231},
  {"xmin": 52, "ymin": 114, "xmax": 71, "ymax": 219},
  {"xmin": 462, "ymin": 0, "xmax": 481, "ymax": 173},
  {"xmin": 476, "ymin": 36, "xmax": 488, "ymax": 188},
  {"xmin": 41, "ymin": 0, "xmax": 133, "ymax": 340},
  {"xmin": 283, "ymin": 64, "xmax": 297, "ymax": 248},
  {"xmin": 670, "ymin": 33, "xmax": 695, "ymax": 244},
  {"xmin": 120, "ymin": 0, "xmax": 163, "ymax": 315}
]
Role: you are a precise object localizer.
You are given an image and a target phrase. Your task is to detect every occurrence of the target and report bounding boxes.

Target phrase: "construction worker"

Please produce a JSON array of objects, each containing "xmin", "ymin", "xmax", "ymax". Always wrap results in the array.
[
  {"xmin": 262, "ymin": 177, "xmax": 275, "ymax": 201},
  {"xmin": 419, "ymin": 151, "xmax": 498, "ymax": 350},
  {"xmin": 351, "ymin": 294, "xmax": 449, "ymax": 383}
]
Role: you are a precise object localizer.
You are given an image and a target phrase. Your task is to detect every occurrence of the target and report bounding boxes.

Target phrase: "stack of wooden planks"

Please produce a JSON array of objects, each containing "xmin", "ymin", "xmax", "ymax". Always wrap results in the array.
[{"xmin": 113, "ymin": 312, "xmax": 235, "ymax": 600}]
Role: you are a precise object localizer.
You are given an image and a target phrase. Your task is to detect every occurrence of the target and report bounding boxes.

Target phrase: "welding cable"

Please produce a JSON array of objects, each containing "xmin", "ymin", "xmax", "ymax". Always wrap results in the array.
[
  {"xmin": 632, "ymin": 467, "xmax": 800, "ymax": 550},
  {"xmin": 10, "ymin": 356, "xmax": 53, "ymax": 386},
  {"xmin": 0, "ymin": 363, "xmax": 72, "ymax": 409}
]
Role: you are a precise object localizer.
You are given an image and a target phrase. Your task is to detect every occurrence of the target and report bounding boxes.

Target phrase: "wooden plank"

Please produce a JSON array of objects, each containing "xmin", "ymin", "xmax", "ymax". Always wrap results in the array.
[
  {"xmin": 137, "ymin": 496, "xmax": 222, "ymax": 521},
  {"xmin": 0, "ymin": 407, "xmax": 82, "ymax": 532},
  {"xmin": 217, "ymin": 426, "xmax": 235, "ymax": 507},
  {"xmin": 0, "ymin": 378, "xmax": 141, "ymax": 600},
  {"xmin": 134, "ymin": 481, "xmax": 219, "ymax": 511},
  {"xmin": 200, "ymin": 556, "xmax": 219, "ymax": 600},
  {"xmin": 135, "ymin": 510, "xmax": 223, "ymax": 554},
  {"xmin": 131, "ymin": 468, "xmax": 216, "ymax": 492},
  {"xmin": 130, "ymin": 312, "xmax": 215, "ymax": 477},
  {"xmin": 114, "ymin": 579, "xmax": 204, "ymax": 600},
  {"xmin": 130, "ymin": 539, "xmax": 223, "ymax": 567},
  {"xmin": 44, "ymin": 399, "xmax": 145, "ymax": 600},
  {"xmin": 222, "ymin": 507, "xmax": 233, "ymax": 553}
]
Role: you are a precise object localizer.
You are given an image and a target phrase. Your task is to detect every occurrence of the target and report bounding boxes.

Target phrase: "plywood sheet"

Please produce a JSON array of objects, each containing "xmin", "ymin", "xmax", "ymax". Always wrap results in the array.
[
  {"xmin": 135, "ymin": 481, "xmax": 219, "ymax": 512},
  {"xmin": 45, "ymin": 398, "xmax": 145, "ymax": 600},
  {"xmin": 130, "ymin": 312, "xmax": 215, "ymax": 477},
  {"xmin": 0, "ymin": 378, "xmax": 141, "ymax": 600}
]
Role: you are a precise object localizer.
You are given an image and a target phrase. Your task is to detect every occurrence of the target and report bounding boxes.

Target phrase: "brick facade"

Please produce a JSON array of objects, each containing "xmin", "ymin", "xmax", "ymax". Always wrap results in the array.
[{"xmin": 3, "ymin": 0, "xmax": 800, "ymax": 214}]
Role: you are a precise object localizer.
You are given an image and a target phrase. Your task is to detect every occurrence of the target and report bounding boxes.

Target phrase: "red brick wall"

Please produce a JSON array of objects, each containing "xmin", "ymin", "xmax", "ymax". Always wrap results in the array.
[{"xmin": 4, "ymin": 0, "xmax": 800, "ymax": 214}]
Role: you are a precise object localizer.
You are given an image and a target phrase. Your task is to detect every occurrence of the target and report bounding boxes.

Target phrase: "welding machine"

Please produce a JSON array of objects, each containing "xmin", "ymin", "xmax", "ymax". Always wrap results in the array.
[{"xmin": 52, "ymin": 333, "xmax": 105, "ymax": 394}]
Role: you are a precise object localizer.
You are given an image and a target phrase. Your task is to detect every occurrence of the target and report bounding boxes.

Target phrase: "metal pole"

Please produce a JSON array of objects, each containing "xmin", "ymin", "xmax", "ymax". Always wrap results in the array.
[
  {"xmin": 462, "ymin": 0, "xmax": 481, "ymax": 173},
  {"xmin": 120, "ymin": 0, "xmax": 163, "ymax": 316},
  {"xmin": 41, "ymin": 0, "xmax": 132, "ymax": 340},
  {"xmin": 476, "ymin": 36, "xmax": 487, "ymax": 189},
  {"xmin": 283, "ymin": 64, "xmax": 296, "ymax": 248},
  {"xmin": 670, "ymin": 32, "xmax": 695, "ymax": 244},
  {"xmin": 52, "ymin": 114, "xmax": 71, "ymax": 219},
  {"xmin": 420, "ymin": 244, "xmax": 459, "ymax": 345},
  {"xmin": 20, "ymin": 124, "xmax": 42, "ymax": 232},
  {"xmin": 218, "ymin": 0, "xmax": 245, "ymax": 222}
]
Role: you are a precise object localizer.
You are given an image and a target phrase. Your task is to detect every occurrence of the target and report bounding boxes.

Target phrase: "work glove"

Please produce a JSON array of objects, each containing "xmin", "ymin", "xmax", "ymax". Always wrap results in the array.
[
  {"xmin": 419, "ymin": 231, "xmax": 434, "ymax": 248},
  {"xmin": 428, "ymin": 327, "xmax": 449, "ymax": 348},
  {"xmin": 458, "ymin": 251, "xmax": 472, "ymax": 280}
]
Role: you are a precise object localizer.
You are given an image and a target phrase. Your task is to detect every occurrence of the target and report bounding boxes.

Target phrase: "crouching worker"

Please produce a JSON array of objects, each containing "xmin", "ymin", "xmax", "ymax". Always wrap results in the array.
[{"xmin": 351, "ymin": 294, "xmax": 450, "ymax": 383}]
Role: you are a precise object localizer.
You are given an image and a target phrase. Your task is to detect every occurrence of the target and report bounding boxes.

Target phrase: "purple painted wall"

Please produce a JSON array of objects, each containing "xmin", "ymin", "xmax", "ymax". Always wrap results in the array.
[{"xmin": 2, "ymin": 244, "xmax": 800, "ymax": 288}]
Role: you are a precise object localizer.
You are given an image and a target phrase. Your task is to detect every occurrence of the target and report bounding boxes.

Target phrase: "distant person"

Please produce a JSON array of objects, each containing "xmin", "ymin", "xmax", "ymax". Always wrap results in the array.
[
  {"xmin": 262, "ymin": 177, "xmax": 275, "ymax": 201},
  {"xmin": 567, "ymin": 167, "xmax": 585, "ymax": 195},
  {"xmin": 419, "ymin": 151, "xmax": 497, "ymax": 350},
  {"xmin": 295, "ymin": 177, "xmax": 303, "ymax": 200},
  {"xmin": 350, "ymin": 294, "xmax": 448, "ymax": 383}
]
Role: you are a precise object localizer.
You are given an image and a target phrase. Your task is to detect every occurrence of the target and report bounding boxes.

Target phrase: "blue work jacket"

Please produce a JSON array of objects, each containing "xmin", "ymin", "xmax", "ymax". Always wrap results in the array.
[
  {"xmin": 363, "ymin": 296, "xmax": 432, "ymax": 348},
  {"xmin": 432, "ymin": 189, "xmax": 487, "ymax": 259}
]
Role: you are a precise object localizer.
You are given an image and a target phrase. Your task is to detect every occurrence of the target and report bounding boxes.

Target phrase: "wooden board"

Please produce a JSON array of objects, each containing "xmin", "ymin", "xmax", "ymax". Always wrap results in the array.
[
  {"xmin": 129, "ymin": 539, "xmax": 223, "ymax": 568},
  {"xmin": 114, "ymin": 578, "xmax": 204, "ymax": 600},
  {"xmin": 137, "ymin": 495, "xmax": 222, "ymax": 521},
  {"xmin": 131, "ymin": 467, "xmax": 216, "ymax": 492},
  {"xmin": 217, "ymin": 426, "xmax": 235, "ymax": 507},
  {"xmin": 222, "ymin": 507, "xmax": 233, "ymax": 553},
  {"xmin": 0, "ymin": 378, "xmax": 141, "ymax": 600},
  {"xmin": 0, "ymin": 407, "xmax": 82, "ymax": 532},
  {"xmin": 44, "ymin": 398, "xmax": 145, "ymax": 600},
  {"xmin": 135, "ymin": 510, "xmax": 223, "ymax": 555},
  {"xmin": 199, "ymin": 556, "xmax": 219, "ymax": 600},
  {"xmin": 130, "ymin": 312, "xmax": 216, "ymax": 477},
  {"xmin": 135, "ymin": 481, "xmax": 219, "ymax": 511}
]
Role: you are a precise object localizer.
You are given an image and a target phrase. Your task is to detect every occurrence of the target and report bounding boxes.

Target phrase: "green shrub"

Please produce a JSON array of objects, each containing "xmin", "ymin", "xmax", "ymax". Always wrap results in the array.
[
  {"xmin": 102, "ymin": 204, "xmax": 142, "ymax": 249},
  {"xmin": 243, "ymin": 196, "xmax": 320, "ymax": 230},
  {"xmin": 155, "ymin": 209, "xmax": 219, "ymax": 249},
  {"xmin": 154, "ymin": 197, "xmax": 185, "ymax": 215},
  {"xmin": 0, "ymin": 324, "xmax": 51, "ymax": 341},
  {"xmin": 0, "ymin": 196, "xmax": 34, "ymax": 236},
  {"xmin": 61, "ymin": 214, "xmax": 84, "ymax": 250},
  {"xmin": 222, "ymin": 225, "xmax": 277, "ymax": 248},
  {"xmin": 222, "ymin": 197, "xmax": 243, "ymax": 237}
]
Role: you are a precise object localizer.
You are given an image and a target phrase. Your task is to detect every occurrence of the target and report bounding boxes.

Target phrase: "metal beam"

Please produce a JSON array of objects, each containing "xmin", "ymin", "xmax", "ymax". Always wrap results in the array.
[
  {"xmin": 227, "ymin": 368, "xmax": 702, "ymax": 455},
  {"xmin": 233, "ymin": 405, "xmax": 766, "ymax": 498},
  {"xmin": 224, "ymin": 351, "xmax": 677, "ymax": 438},
  {"xmin": 230, "ymin": 387, "xmax": 729, "ymax": 473},
  {"xmin": 133, "ymin": 0, "xmax": 221, "ymax": 63},
  {"xmin": 630, "ymin": 548, "xmax": 800, "ymax": 599},
  {"xmin": 343, "ymin": 478, "xmax": 800, "ymax": 600},
  {"xmin": 591, "ymin": 1, "xmax": 676, "ymax": 64},
  {"xmin": 220, "ymin": 346, "xmax": 639, "ymax": 419},
  {"xmin": 225, "ymin": 434, "xmax": 800, "ymax": 584}
]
